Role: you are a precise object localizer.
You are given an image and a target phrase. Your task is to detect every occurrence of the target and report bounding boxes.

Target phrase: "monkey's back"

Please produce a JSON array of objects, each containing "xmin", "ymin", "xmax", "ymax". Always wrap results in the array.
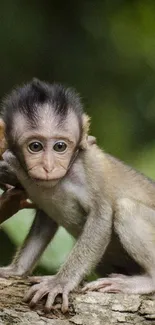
[{"xmin": 84, "ymin": 145, "xmax": 155, "ymax": 210}]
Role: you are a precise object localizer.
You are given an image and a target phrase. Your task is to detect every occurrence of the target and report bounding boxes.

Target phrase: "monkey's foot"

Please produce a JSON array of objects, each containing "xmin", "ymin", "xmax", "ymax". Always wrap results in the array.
[
  {"xmin": 25, "ymin": 275, "xmax": 72, "ymax": 313},
  {"xmin": 82, "ymin": 274, "xmax": 155, "ymax": 294}
]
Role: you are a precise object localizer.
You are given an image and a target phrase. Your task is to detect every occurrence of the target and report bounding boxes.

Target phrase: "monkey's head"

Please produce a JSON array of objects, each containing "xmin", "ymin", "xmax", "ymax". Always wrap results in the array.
[{"xmin": 2, "ymin": 79, "xmax": 90, "ymax": 187}]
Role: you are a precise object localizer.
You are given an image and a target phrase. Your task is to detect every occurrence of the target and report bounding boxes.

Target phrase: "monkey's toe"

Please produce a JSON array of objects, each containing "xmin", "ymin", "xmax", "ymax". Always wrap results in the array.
[
  {"xmin": 96, "ymin": 276, "xmax": 131, "ymax": 293},
  {"xmin": 82, "ymin": 278, "xmax": 112, "ymax": 292},
  {"xmin": 98, "ymin": 284, "xmax": 122, "ymax": 293}
]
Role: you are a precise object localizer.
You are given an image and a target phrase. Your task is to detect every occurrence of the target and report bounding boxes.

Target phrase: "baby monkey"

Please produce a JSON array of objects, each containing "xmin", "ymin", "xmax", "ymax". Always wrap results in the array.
[{"xmin": 0, "ymin": 79, "xmax": 155, "ymax": 313}]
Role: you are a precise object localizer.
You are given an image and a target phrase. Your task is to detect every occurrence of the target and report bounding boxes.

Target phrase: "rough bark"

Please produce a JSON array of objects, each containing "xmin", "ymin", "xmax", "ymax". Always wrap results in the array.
[{"xmin": 0, "ymin": 278, "xmax": 155, "ymax": 325}]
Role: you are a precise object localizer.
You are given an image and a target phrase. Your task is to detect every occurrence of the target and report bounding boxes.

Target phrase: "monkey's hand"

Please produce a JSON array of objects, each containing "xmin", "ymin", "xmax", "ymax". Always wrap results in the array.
[
  {"xmin": 24, "ymin": 275, "xmax": 74, "ymax": 313},
  {"xmin": 2, "ymin": 150, "xmax": 19, "ymax": 171},
  {"xmin": 2, "ymin": 150, "xmax": 30, "ymax": 187},
  {"xmin": 25, "ymin": 203, "xmax": 112, "ymax": 313}
]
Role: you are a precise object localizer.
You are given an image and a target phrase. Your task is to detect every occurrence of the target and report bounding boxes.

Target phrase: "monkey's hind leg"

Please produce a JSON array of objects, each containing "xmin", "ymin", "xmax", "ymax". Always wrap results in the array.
[{"xmin": 82, "ymin": 198, "xmax": 155, "ymax": 294}]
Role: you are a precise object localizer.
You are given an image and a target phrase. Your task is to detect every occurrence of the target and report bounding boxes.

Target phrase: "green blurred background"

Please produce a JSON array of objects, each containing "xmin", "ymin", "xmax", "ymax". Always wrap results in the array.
[{"xmin": 1, "ymin": 0, "xmax": 155, "ymax": 275}]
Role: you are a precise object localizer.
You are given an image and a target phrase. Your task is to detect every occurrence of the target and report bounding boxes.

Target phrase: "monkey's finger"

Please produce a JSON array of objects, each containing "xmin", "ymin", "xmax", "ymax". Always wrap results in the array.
[
  {"xmin": 61, "ymin": 292, "xmax": 69, "ymax": 313},
  {"xmin": 23, "ymin": 284, "xmax": 41, "ymax": 302},
  {"xmin": 29, "ymin": 289, "xmax": 48, "ymax": 308},
  {"xmin": 20, "ymin": 200, "xmax": 36, "ymax": 209},
  {"xmin": 44, "ymin": 291, "xmax": 59, "ymax": 313},
  {"xmin": 0, "ymin": 183, "xmax": 11, "ymax": 191},
  {"xmin": 2, "ymin": 187, "xmax": 26, "ymax": 198}
]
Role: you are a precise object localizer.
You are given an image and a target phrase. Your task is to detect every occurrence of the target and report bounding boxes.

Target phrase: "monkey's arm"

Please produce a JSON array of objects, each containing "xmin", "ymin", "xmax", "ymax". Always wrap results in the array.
[
  {"xmin": 0, "ymin": 209, "xmax": 58, "ymax": 277},
  {"xmin": 25, "ymin": 204, "xmax": 112, "ymax": 313}
]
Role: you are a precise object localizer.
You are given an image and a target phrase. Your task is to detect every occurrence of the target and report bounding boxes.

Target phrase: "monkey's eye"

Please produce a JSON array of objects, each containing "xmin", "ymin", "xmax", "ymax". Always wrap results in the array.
[
  {"xmin": 28, "ymin": 142, "xmax": 43, "ymax": 153},
  {"xmin": 53, "ymin": 141, "xmax": 67, "ymax": 152}
]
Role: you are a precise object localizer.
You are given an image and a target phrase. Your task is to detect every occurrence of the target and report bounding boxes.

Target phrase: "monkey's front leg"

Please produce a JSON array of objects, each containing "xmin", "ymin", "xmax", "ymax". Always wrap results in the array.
[
  {"xmin": 24, "ymin": 206, "xmax": 113, "ymax": 313},
  {"xmin": 0, "ymin": 210, "xmax": 58, "ymax": 277}
]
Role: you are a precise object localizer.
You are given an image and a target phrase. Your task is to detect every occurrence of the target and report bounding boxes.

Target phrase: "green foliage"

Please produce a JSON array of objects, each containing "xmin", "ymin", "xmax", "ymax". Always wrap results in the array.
[{"xmin": 1, "ymin": 0, "xmax": 155, "ymax": 273}]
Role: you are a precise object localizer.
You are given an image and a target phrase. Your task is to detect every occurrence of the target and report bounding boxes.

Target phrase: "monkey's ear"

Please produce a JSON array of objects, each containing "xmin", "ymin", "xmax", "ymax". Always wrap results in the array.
[
  {"xmin": 0, "ymin": 118, "xmax": 7, "ymax": 157},
  {"xmin": 0, "ymin": 118, "xmax": 5, "ymax": 135},
  {"xmin": 79, "ymin": 114, "xmax": 91, "ymax": 149}
]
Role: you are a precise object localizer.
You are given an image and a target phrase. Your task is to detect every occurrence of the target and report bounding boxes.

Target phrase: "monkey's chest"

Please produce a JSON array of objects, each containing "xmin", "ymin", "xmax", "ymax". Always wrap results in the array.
[{"xmin": 28, "ymin": 185, "xmax": 87, "ymax": 237}]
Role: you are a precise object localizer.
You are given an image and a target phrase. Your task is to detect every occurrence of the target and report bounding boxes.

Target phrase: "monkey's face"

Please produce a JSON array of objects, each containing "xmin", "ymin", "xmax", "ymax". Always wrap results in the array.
[{"xmin": 12, "ymin": 106, "xmax": 80, "ymax": 187}]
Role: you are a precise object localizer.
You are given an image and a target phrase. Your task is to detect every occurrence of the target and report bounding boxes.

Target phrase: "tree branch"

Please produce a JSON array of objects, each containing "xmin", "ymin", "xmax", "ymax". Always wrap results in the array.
[{"xmin": 0, "ymin": 278, "xmax": 155, "ymax": 324}]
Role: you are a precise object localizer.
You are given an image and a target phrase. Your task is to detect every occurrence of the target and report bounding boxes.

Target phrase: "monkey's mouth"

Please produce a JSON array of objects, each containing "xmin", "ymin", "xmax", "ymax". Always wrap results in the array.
[
  {"xmin": 32, "ymin": 177, "xmax": 59, "ymax": 187},
  {"xmin": 33, "ymin": 177, "xmax": 51, "ymax": 181},
  {"xmin": 33, "ymin": 177, "xmax": 59, "ymax": 182}
]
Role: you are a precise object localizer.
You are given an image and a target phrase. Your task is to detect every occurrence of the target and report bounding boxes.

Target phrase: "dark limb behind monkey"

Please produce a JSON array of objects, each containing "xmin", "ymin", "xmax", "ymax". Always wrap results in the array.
[
  {"xmin": 0, "ymin": 187, "xmax": 36, "ymax": 224},
  {"xmin": 0, "ymin": 163, "xmax": 36, "ymax": 225},
  {"xmin": 0, "ymin": 79, "xmax": 153, "ymax": 313},
  {"xmin": 0, "ymin": 119, "xmax": 36, "ymax": 224}
]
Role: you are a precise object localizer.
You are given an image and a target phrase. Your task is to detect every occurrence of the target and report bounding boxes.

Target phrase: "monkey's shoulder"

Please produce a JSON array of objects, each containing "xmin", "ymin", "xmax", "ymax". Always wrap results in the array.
[{"xmin": 81, "ymin": 145, "xmax": 155, "ymax": 205}]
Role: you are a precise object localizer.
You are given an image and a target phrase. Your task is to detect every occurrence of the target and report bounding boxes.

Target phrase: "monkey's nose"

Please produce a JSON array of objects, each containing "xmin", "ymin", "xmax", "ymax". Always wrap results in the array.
[
  {"xmin": 43, "ymin": 166, "xmax": 53, "ymax": 173},
  {"xmin": 43, "ymin": 156, "xmax": 54, "ymax": 173}
]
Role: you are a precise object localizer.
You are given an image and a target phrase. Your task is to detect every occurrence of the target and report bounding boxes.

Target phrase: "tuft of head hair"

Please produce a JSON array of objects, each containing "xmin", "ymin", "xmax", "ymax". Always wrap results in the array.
[{"xmin": 1, "ymin": 78, "xmax": 83, "ymax": 134}]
